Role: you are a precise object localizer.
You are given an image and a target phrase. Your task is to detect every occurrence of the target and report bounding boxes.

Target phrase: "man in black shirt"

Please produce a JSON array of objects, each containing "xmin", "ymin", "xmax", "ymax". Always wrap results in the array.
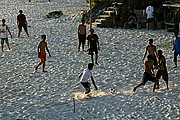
[{"xmin": 87, "ymin": 29, "xmax": 100, "ymax": 65}]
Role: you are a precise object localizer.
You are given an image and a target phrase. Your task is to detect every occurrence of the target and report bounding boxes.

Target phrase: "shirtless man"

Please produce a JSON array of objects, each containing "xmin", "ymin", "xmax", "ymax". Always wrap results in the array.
[
  {"xmin": 34, "ymin": 35, "xmax": 51, "ymax": 72},
  {"xmin": 77, "ymin": 19, "xmax": 86, "ymax": 51},
  {"xmin": 143, "ymin": 39, "xmax": 157, "ymax": 66},
  {"xmin": 154, "ymin": 50, "xmax": 168, "ymax": 89},
  {"xmin": 133, "ymin": 55, "xmax": 158, "ymax": 92}
]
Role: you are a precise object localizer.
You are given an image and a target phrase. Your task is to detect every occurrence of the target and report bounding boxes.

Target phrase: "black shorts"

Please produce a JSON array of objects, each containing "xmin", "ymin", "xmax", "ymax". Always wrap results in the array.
[
  {"xmin": 88, "ymin": 48, "xmax": 98, "ymax": 55},
  {"xmin": 152, "ymin": 56, "xmax": 157, "ymax": 66},
  {"xmin": 147, "ymin": 18, "xmax": 155, "ymax": 23},
  {"xmin": 81, "ymin": 82, "xmax": 90, "ymax": 89},
  {"xmin": 79, "ymin": 34, "xmax": 86, "ymax": 44},
  {"xmin": 18, "ymin": 24, "xmax": 28, "ymax": 32},
  {"xmin": 156, "ymin": 70, "xmax": 168, "ymax": 81},
  {"xmin": 142, "ymin": 72, "xmax": 157, "ymax": 84}
]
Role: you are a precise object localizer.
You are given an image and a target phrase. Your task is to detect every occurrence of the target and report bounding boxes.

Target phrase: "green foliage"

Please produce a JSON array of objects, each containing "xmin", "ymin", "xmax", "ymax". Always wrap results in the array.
[
  {"xmin": 87, "ymin": 0, "xmax": 112, "ymax": 9},
  {"xmin": 162, "ymin": 41, "xmax": 172, "ymax": 47}
]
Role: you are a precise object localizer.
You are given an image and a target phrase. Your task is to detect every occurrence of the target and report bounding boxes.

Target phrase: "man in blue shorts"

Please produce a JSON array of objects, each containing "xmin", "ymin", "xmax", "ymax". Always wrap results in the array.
[{"xmin": 0, "ymin": 19, "xmax": 12, "ymax": 51}]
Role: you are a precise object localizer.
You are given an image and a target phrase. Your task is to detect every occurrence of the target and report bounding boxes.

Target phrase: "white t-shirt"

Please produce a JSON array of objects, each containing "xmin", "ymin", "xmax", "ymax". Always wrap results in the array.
[
  {"xmin": 80, "ymin": 68, "xmax": 93, "ymax": 83},
  {"xmin": 0, "ymin": 25, "xmax": 8, "ymax": 38},
  {"xmin": 146, "ymin": 6, "xmax": 154, "ymax": 19}
]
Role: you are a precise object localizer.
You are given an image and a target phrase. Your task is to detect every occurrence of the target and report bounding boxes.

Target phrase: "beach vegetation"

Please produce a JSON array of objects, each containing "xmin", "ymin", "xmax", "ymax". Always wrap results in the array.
[{"xmin": 86, "ymin": 0, "xmax": 112, "ymax": 9}]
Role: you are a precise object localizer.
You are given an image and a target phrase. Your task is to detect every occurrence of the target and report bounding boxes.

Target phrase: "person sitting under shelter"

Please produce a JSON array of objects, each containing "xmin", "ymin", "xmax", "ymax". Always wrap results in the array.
[{"xmin": 124, "ymin": 10, "xmax": 137, "ymax": 29}]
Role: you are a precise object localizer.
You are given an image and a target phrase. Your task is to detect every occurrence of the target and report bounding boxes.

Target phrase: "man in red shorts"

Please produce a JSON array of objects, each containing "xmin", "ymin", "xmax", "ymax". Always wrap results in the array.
[{"xmin": 34, "ymin": 35, "xmax": 51, "ymax": 72}]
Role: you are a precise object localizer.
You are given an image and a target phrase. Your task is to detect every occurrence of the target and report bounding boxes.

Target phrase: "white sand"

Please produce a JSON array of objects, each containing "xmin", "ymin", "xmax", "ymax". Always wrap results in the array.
[{"xmin": 0, "ymin": 0, "xmax": 179, "ymax": 120}]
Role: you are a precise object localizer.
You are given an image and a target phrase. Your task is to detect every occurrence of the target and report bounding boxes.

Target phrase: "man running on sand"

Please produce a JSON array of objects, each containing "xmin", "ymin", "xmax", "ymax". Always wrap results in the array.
[
  {"xmin": 143, "ymin": 39, "xmax": 157, "ymax": 66},
  {"xmin": 154, "ymin": 50, "xmax": 168, "ymax": 90},
  {"xmin": 0, "ymin": 19, "xmax": 12, "ymax": 51},
  {"xmin": 34, "ymin": 35, "xmax": 51, "ymax": 72},
  {"xmin": 133, "ymin": 55, "xmax": 158, "ymax": 92},
  {"xmin": 87, "ymin": 29, "xmax": 100, "ymax": 65},
  {"xmin": 78, "ymin": 63, "xmax": 98, "ymax": 94},
  {"xmin": 77, "ymin": 19, "xmax": 86, "ymax": 51}
]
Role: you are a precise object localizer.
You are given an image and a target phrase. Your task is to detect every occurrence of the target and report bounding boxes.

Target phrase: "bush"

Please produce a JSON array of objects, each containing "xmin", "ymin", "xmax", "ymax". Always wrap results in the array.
[{"xmin": 87, "ymin": 0, "xmax": 112, "ymax": 9}]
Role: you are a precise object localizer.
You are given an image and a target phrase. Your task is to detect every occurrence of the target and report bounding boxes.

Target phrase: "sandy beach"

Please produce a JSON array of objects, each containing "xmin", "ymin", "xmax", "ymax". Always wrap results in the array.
[{"xmin": 0, "ymin": 0, "xmax": 179, "ymax": 120}]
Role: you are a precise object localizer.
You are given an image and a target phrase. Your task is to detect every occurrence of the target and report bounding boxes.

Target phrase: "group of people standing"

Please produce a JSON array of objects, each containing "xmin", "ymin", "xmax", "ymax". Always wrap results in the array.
[
  {"xmin": 77, "ymin": 19, "xmax": 101, "ymax": 94},
  {"xmin": 77, "ymin": 19, "xmax": 100, "ymax": 65},
  {"xmin": 0, "ymin": 9, "xmax": 51, "ymax": 72},
  {"xmin": 1, "ymin": 7, "xmax": 179, "ymax": 94},
  {"xmin": 134, "ymin": 31, "xmax": 180, "ymax": 92},
  {"xmin": 0, "ymin": 10, "xmax": 29, "ymax": 51}
]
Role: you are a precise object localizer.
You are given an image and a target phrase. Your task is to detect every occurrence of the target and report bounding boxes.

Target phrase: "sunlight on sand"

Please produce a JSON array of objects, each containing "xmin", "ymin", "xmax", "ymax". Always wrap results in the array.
[{"xmin": 74, "ymin": 91, "xmax": 107, "ymax": 100}]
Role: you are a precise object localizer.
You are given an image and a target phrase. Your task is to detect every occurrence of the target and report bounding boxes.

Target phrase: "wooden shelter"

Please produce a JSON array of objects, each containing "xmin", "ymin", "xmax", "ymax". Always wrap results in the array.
[{"xmin": 162, "ymin": 1, "xmax": 180, "ymax": 32}]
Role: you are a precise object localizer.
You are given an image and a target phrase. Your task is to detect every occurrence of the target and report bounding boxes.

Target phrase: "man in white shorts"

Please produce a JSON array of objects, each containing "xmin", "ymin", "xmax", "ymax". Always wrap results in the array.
[{"xmin": 78, "ymin": 63, "xmax": 98, "ymax": 94}]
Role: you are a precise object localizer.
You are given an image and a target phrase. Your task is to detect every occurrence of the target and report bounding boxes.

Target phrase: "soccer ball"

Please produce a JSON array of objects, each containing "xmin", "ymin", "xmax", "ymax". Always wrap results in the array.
[{"xmin": 109, "ymin": 88, "xmax": 116, "ymax": 93}]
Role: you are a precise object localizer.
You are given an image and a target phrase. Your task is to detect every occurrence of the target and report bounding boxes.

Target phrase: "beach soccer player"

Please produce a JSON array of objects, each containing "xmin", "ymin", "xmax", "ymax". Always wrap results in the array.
[
  {"xmin": 34, "ymin": 35, "xmax": 51, "ymax": 72},
  {"xmin": 17, "ymin": 10, "xmax": 29, "ymax": 37},
  {"xmin": 0, "ymin": 19, "xmax": 12, "ymax": 51},
  {"xmin": 172, "ymin": 31, "xmax": 180, "ymax": 68},
  {"xmin": 77, "ymin": 63, "xmax": 98, "ymax": 94},
  {"xmin": 143, "ymin": 39, "xmax": 157, "ymax": 66},
  {"xmin": 87, "ymin": 29, "xmax": 100, "ymax": 65},
  {"xmin": 77, "ymin": 19, "xmax": 86, "ymax": 51},
  {"xmin": 133, "ymin": 55, "xmax": 158, "ymax": 92},
  {"xmin": 154, "ymin": 50, "xmax": 168, "ymax": 90}
]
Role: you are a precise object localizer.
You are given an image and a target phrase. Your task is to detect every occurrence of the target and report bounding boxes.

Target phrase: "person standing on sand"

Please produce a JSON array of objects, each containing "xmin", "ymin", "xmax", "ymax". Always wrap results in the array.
[
  {"xmin": 143, "ymin": 39, "xmax": 157, "ymax": 66},
  {"xmin": 77, "ymin": 63, "xmax": 98, "ymax": 94},
  {"xmin": 34, "ymin": 35, "xmax": 51, "ymax": 72},
  {"xmin": 17, "ymin": 10, "xmax": 29, "ymax": 37},
  {"xmin": 133, "ymin": 55, "xmax": 158, "ymax": 92},
  {"xmin": 146, "ymin": 3, "xmax": 155, "ymax": 30},
  {"xmin": 87, "ymin": 29, "xmax": 100, "ymax": 65},
  {"xmin": 0, "ymin": 19, "xmax": 12, "ymax": 51},
  {"xmin": 154, "ymin": 50, "xmax": 168, "ymax": 90},
  {"xmin": 77, "ymin": 19, "xmax": 86, "ymax": 51},
  {"xmin": 172, "ymin": 31, "xmax": 180, "ymax": 68}
]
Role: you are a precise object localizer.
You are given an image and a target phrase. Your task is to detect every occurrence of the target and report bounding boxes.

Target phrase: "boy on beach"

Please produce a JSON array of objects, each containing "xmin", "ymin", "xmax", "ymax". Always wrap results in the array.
[
  {"xmin": 34, "ymin": 35, "xmax": 51, "ymax": 72},
  {"xmin": 77, "ymin": 19, "xmax": 86, "ymax": 51},
  {"xmin": 0, "ymin": 19, "xmax": 12, "ymax": 51},
  {"xmin": 154, "ymin": 50, "xmax": 168, "ymax": 90},
  {"xmin": 143, "ymin": 39, "xmax": 157, "ymax": 66},
  {"xmin": 172, "ymin": 31, "xmax": 180, "ymax": 68},
  {"xmin": 87, "ymin": 29, "xmax": 100, "ymax": 65},
  {"xmin": 78, "ymin": 63, "xmax": 98, "ymax": 94},
  {"xmin": 133, "ymin": 55, "xmax": 158, "ymax": 92}
]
